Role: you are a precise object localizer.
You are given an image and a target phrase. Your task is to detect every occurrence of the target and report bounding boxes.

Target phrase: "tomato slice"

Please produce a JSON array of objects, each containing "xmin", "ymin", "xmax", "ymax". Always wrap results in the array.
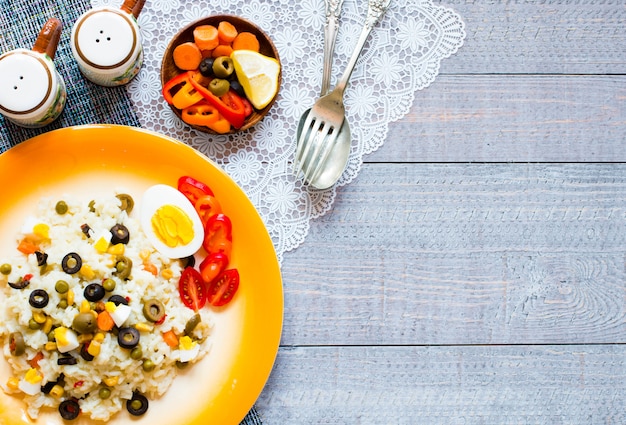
[
  {"xmin": 207, "ymin": 269, "xmax": 239, "ymax": 307},
  {"xmin": 177, "ymin": 176, "xmax": 214, "ymax": 206},
  {"xmin": 202, "ymin": 213, "xmax": 233, "ymax": 257},
  {"xmin": 178, "ymin": 267, "xmax": 207, "ymax": 311},
  {"xmin": 199, "ymin": 252, "xmax": 229, "ymax": 284},
  {"xmin": 194, "ymin": 195, "xmax": 222, "ymax": 227}
]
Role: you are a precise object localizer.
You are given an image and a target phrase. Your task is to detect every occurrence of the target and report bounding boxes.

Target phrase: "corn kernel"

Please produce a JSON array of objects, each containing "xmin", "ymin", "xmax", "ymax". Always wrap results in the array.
[
  {"xmin": 44, "ymin": 342, "xmax": 58, "ymax": 351},
  {"xmin": 7, "ymin": 377, "xmax": 19, "ymax": 391},
  {"xmin": 94, "ymin": 332, "xmax": 105, "ymax": 343},
  {"xmin": 104, "ymin": 301, "xmax": 116, "ymax": 313},
  {"xmin": 139, "ymin": 249, "xmax": 151, "ymax": 261},
  {"xmin": 79, "ymin": 264, "xmax": 95, "ymax": 280},
  {"xmin": 79, "ymin": 300, "xmax": 91, "ymax": 314},
  {"xmin": 50, "ymin": 384, "xmax": 64, "ymax": 398},
  {"xmin": 33, "ymin": 223, "xmax": 49, "ymax": 239},
  {"xmin": 134, "ymin": 322, "xmax": 154, "ymax": 333},
  {"xmin": 33, "ymin": 311, "xmax": 47, "ymax": 324},
  {"xmin": 161, "ymin": 268, "xmax": 174, "ymax": 280},
  {"xmin": 87, "ymin": 340, "xmax": 101, "ymax": 357},
  {"xmin": 25, "ymin": 368, "xmax": 43, "ymax": 384},
  {"xmin": 103, "ymin": 376, "xmax": 119, "ymax": 387},
  {"xmin": 42, "ymin": 317, "xmax": 53, "ymax": 334},
  {"xmin": 77, "ymin": 333, "xmax": 94, "ymax": 344},
  {"xmin": 94, "ymin": 237, "xmax": 109, "ymax": 253},
  {"xmin": 108, "ymin": 243, "xmax": 125, "ymax": 256},
  {"xmin": 67, "ymin": 289, "xmax": 75, "ymax": 306}
]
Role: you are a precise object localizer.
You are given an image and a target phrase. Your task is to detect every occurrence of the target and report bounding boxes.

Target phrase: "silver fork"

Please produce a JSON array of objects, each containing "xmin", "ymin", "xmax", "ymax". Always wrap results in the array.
[{"xmin": 294, "ymin": 0, "xmax": 391, "ymax": 184}]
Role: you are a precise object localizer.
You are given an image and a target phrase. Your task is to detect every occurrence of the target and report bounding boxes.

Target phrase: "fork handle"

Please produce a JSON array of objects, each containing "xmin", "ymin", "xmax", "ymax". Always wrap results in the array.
[
  {"xmin": 334, "ymin": 0, "xmax": 391, "ymax": 96},
  {"xmin": 321, "ymin": 0, "xmax": 344, "ymax": 96}
]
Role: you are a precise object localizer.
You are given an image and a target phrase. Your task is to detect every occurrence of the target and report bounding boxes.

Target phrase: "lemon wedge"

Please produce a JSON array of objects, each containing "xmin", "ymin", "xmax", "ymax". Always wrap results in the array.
[{"xmin": 231, "ymin": 50, "xmax": 280, "ymax": 110}]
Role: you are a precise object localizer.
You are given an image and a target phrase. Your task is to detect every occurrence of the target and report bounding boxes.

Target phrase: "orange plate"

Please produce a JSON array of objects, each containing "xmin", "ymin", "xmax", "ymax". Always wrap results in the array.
[{"xmin": 0, "ymin": 125, "xmax": 283, "ymax": 425}]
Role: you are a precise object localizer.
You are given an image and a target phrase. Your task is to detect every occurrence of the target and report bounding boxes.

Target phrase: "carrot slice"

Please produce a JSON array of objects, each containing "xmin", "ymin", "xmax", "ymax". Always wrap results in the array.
[
  {"xmin": 17, "ymin": 238, "xmax": 39, "ymax": 255},
  {"xmin": 173, "ymin": 42, "xmax": 202, "ymax": 70},
  {"xmin": 211, "ymin": 44, "xmax": 234, "ymax": 58},
  {"xmin": 162, "ymin": 330, "xmax": 179, "ymax": 348},
  {"xmin": 232, "ymin": 32, "xmax": 260, "ymax": 52},
  {"xmin": 193, "ymin": 25, "xmax": 219, "ymax": 51},
  {"xmin": 97, "ymin": 311, "xmax": 115, "ymax": 332},
  {"xmin": 217, "ymin": 21, "xmax": 238, "ymax": 44}
]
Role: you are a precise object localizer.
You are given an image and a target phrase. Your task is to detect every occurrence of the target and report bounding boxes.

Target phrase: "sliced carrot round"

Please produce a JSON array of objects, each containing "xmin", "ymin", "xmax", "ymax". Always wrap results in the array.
[
  {"xmin": 232, "ymin": 32, "xmax": 260, "ymax": 52},
  {"xmin": 217, "ymin": 21, "xmax": 238, "ymax": 44},
  {"xmin": 193, "ymin": 25, "xmax": 219, "ymax": 51},
  {"xmin": 173, "ymin": 42, "xmax": 202, "ymax": 70}
]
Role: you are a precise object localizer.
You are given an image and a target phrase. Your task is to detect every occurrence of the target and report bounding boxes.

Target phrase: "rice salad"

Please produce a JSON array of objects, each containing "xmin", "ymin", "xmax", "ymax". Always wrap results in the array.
[{"xmin": 0, "ymin": 192, "xmax": 213, "ymax": 421}]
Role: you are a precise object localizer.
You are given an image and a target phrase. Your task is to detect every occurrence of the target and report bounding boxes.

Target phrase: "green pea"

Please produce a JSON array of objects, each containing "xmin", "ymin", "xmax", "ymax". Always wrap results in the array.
[
  {"xmin": 28, "ymin": 319, "xmax": 41, "ymax": 330},
  {"xmin": 130, "ymin": 399, "xmax": 143, "ymax": 411},
  {"xmin": 55, "ymin": 200, "xmax": 68, "ymax": 215},
  {"xmin": 98, "ymin": 387, "xmax": 111, "ymax": 399},
  {"xmin": 130, "ymin": 346, "xmax": 143, "ymax": 360},
  {"xmin": 55, "ymin": 280, "xmax": 69, "ymax": 294},
  {"xmin": 142, "ymin": 359, "xmax": 155, "ymax": 372},
  {"xmin": 57, "ymin": 299, "xmax": 68, "ymax": 309},
  {"xmin": 0, "ymin": 263, "xmax": 12, "ymax": 275},
  {"xmin": 102, "ymin": 278, "xmax": 116, "ymax": 292},
  {"xmin": 48, "ymin": 330, "xmax": 56, "ymax": 341}
]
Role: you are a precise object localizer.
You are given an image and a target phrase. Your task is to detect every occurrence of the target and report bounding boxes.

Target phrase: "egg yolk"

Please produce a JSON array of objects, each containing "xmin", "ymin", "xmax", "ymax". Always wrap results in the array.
[{"xmin": 151, "ymin": 204, "xmax": 194, "ymax": 248}]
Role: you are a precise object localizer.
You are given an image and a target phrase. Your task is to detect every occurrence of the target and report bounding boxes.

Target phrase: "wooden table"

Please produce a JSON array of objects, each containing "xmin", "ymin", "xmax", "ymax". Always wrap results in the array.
[{"xmin": 256, "ymin": 1, "xmax": 626, "ymax": 423}]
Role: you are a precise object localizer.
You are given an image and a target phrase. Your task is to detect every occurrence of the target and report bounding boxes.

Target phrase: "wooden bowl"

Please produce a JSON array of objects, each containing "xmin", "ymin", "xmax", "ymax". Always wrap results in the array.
[{"xmin": 161, "ymin": 15, "xmax": 281, "ymax": 135}]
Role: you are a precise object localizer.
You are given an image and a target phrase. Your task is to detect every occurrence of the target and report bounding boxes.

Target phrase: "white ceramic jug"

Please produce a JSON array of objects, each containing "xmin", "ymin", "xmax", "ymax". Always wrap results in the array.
[
  {"xmin": 71, "ymin": 0, "xmax": 145, "ymax": 86},
  {"xmin": 0, "ymin": 18, "xmax": 66, "ymax": 128}
]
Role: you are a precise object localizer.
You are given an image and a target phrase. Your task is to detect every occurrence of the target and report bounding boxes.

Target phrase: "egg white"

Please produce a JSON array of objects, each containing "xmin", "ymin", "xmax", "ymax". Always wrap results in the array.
[{"xmin": 140, "ymin": 184, "xmax": 204, "ymax": 258}]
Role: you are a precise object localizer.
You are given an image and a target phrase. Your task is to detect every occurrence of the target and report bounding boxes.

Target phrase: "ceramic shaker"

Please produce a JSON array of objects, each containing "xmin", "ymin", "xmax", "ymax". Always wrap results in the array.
[
  {"xmin": 0, "ymin": 18, "xmax": 66, "ymax": 128},
  {"xmin": 71, "ymin": 0, "xmax": 146, "ymax": 86}
]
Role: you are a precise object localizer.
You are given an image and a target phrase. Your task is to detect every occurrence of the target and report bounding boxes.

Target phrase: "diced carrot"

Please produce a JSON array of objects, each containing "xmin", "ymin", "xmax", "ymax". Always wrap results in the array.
[
  {"xmin": 173, "ymin": 42, "xmax": 203, "ymax": 70},
  {"xmin": 193, "ymin": 25, "xmax": 219, "ymax": 51},
  {"xmin": 97, "ymin": 311, "xmax": 115, "ymax": 332},
  {"xmin": 29, "ymin": 352, "xmax": 44, "ymax": 369},
  {"xmin": 143, "ymin": 262, "xmax": 158, "ymax": 276},
  {"xmin": 217, "ymin": 21, "xmax": 238, "ymax": 44},
  {"xmin": 232, "ymin": 32, "xmax": 260, "ymax": 52},
  {"xmin": 162, "ymin": 330, "xmax": 179, "ymax": 348},
  {"xmin": 211, "ymin": 44, "xmax": 233, "ymax": 58},
  {"xmin": 17, "ymin": 238, "xmax": 39, "ymax": 255}
]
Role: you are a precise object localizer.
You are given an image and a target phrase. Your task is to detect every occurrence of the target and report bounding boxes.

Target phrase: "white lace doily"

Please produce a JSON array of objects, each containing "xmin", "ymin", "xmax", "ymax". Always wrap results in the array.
[{"xmin": 93, "ymin": 0, "xmax": 466, "ymax": 264}]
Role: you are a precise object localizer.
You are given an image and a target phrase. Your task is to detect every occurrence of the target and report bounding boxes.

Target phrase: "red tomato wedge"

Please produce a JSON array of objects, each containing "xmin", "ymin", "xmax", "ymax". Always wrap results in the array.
[
  {"xmin": 199, "ymin": 252, "xmax": 229, "ymax": 284},
  {"xmin": 178, "ymin": 175, "xmax": 214, "ymax": 206},
  {"xmin": 202, "ymin": 213, "xmax": 233, "ymax": 258},
  {"xmin": 207, "ymin": 269, "xmax": 239, "ymax": 307},
  {"xmin": 178, "ymin": 267, "xmax": 207, "ymax": 311}
]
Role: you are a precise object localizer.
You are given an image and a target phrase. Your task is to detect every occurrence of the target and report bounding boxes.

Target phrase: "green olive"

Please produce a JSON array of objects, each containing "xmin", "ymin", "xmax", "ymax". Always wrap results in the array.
[
  {"xmin": 176, "ymin": 360, "xmax": 189, "ymax": 369},
  {"xmin": 102, "ymin": 278, "xmax": 116, "ymax": 292},
  {"xmin": 142, "ymin": 299, "xmax": 165, "ymax": 323},
  {"xmin": 55, "ymin": 280, "xmax": 69, "ymax": 294},
  {"xmin": 72, "ymin": 312, "xmax": 97, "ymax": 334},
  {"xmin": 208, "ymin": 78, "xmax": 230, "ymax": 97},
  {"xmin": 47, "ymin": 329, "xmax": 56, "ymax": 342},
  {"xmin": 88, "ymin": 200, "xmax": 96, "ymax": 213},
  {"xmin": 130, "ymin": 346, "xmax": 143, "ymax": 360},
  {"xmin": 55, "ymin": 200, "xmax": 68, "ymax": 215},
  {"xmin": 9, "ymin": 332, "xmax": 25, "ymax": 356},
  {"xmin": 212, "ymin": 56, "xmax": 234, "ymax": 78},
  {"xmin": 114, "ymin": 256, "xmax": 133, "ymax": 280},
  {"xmin": 142, "ymin": 359, "xmax": 155, "ymax": 372},
  {"xmin": 99, "ymin": 387, "xmax": 111, "ymax": 399},
  {"xmin": 28, "ymin": 319, "xmax": 41, "ymax": 330},
  {"xmin": 0, "ymin": 263, "xmax": 12, "ymax": 275},
  {"xmin": 184, "ymin": 313, "xmax": 202, "ymax": 336},
  {"xmin": 115, "ymin": 194, "xmax": 135, "ymax": 214}
]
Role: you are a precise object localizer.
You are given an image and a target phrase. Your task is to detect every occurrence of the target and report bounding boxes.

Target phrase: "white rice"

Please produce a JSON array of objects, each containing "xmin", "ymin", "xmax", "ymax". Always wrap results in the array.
[{"xmin": 0, "ymin": 192, "xmax": 212, "ymax": 421}]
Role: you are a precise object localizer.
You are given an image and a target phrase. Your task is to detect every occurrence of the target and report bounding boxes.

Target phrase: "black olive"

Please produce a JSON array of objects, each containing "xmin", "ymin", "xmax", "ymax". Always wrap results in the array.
[
  {"xmin": 29, "ymin": 289, "xmax": 49, "ymax": 308},
  {"xmin": 35, "ymin": 251, "xmax": 48, "ymax": 266},
  {"xmin": 84, "ymin": 283, "xmax": 105, "ymax": 302},
  {"xmin": 229, "ymin": 79, "xmax": 246, "ymax": 98},
  {"xmin": 108, "ymin": 294, "xmax": 129, "ymax": 306},
  {"xmin": 59, "ymin": 399, "xmax": 81, "ymax": 420},
  {"xmin": 41, "ymin": 380, "xmax": 56, "ymax": 394},
  {"xmin": 62, "ymin": 253, "xmax": 82, "ymax": 274},
  {"xmin": 126, "ymin": 391, "xmax": 149, "ymax": 416},
  {"xmin": 80, "ymin": 343, "xmax": 94, "ymax": 361},
  {"xmin": 80, "ymin": 224, "xmax": 92, "ymax": 238},
  {"xmin": 57, "ymin": 356, "xmax": 78, "ymax": 366},
  {"xmin": 180, "ymin": 255, "xmax": 195, "ymax": 268},
  {"xmin": 8, "ymin": 275, "xmax": 31, "ymax": 290},
  {"xmin": 118, "ymin": 327, "xmax": 140, "ymax": 349},
  {"xmin": 110, "ymin": 224, "xmax": 130, "ymax": 245},
  {"xmin": 199, "ymin": 57, "xmax": 215, "ymax": 77}
]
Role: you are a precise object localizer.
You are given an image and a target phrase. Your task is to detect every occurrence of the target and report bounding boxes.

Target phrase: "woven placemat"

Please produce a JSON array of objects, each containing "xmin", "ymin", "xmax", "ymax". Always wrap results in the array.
[{"xmin": 0, "ymin": 1, "xmax": 263, "ymax": 424}]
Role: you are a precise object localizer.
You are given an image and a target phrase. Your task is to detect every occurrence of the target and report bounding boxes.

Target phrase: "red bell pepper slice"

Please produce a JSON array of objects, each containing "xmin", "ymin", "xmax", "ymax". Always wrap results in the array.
[
  {"xmin": 188, "ymin": 72, "xmax": 246, "ymax": 129},
  {"xmin": 202, "ymin": 213, "xmax": 233, "ymax": 259},
  {"xmin": 162, "ymin": 72, "xmax": 203, "ymax": 110},
  {"xmin": 178, "ymin": 175, "xmax": 214, "ymax": 206}
]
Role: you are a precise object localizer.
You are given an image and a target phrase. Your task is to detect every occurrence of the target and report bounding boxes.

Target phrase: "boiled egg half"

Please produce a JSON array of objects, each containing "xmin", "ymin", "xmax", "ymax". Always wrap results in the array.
[{"xmin": 140, "ymin": 184, "xmax": 204, "ymax": 258}]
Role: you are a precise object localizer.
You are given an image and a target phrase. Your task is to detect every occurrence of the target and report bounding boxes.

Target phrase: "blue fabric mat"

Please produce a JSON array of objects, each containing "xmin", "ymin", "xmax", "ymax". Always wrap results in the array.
[{"xmin": 0, "ymin": 2, "xmax": 263, "ymax": 424}]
